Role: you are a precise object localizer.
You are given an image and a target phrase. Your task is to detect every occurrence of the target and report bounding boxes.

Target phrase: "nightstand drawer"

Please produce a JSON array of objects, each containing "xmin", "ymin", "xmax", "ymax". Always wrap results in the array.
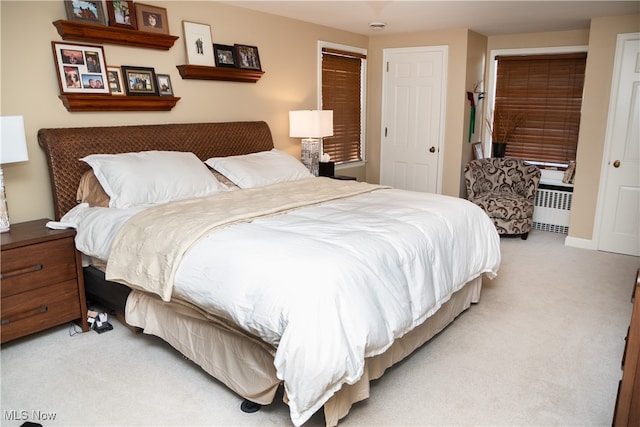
[
  {"xmin": 1, "ymin": 237, "xmax": 77, "ymax": 297},
  {"xmin": 1, "ymin": 279, "xmax": 82, "ymax": 343}
]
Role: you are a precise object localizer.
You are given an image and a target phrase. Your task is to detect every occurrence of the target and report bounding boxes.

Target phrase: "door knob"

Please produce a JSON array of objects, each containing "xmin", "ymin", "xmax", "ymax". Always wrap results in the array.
[
  {"xmin": 429, "ymin": 146, "xmax": 436, "ymax": 153},
  {"xmin": 613, "ymin": 160, "xmax": 621, "ymax": 168}
]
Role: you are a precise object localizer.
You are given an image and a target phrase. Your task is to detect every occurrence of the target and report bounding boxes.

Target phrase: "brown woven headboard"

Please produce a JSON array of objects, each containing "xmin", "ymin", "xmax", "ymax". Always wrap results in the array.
[{"xmin": 38, "ymin": 121, "xmax": 274, "ymax": 220}]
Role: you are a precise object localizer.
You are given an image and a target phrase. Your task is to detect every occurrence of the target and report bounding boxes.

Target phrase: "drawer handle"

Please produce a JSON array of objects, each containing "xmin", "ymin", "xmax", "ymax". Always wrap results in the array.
[
  {"xmin": 0, "ymin": 264, "xmax": 43, "ymax": 279},
  {"xmin": 1, "ymin": 306, "xmax": 48, "ymax": 325}
]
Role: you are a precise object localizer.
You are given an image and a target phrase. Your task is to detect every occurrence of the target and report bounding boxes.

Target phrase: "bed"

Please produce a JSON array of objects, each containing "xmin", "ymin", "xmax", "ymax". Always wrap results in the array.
[{"xmin": 38, "ymin": 121, "xmax": 500, "ymax": 426}]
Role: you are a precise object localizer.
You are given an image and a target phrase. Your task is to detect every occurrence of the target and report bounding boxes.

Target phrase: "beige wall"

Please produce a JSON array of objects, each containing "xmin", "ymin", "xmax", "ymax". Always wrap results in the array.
[
  {"xmin": 366, "ymin": 29, "xmax": 472, "ymax": 197},
  {"xmin": 462, "ymin": 30, "xmax": 489, "ymax": 196},
  {"xmin": 487, "ymin": 17, "xmax": 640, "ymax": 243},
  {"xmin": 2, "ymin": 1, "xmax": 638, "ymax": 247},
  {"xmin": 572, "ymin": 14, "xmax": 640, "ymax": 242},
  {"xmin": 0, "ymin": 1, "xmax": 366, "ymax": 223}
]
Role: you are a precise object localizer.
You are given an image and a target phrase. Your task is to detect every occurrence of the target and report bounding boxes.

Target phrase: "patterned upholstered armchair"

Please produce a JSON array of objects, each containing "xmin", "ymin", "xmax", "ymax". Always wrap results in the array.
[{"xmin": 464, "ymin": 158, "xmax": 541, "ymax": 240}]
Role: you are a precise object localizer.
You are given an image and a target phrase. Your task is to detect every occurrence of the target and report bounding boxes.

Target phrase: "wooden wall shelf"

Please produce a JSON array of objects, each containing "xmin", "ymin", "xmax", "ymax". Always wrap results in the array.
[
  {"xmin": 176, "ymin": 65, "xmax": 264, "ymax": 83},
  {"xmin": 53, "ymin": 20, "xmax": 179, "ymax": 50},
  {"xmin": 59, "ymin": 95, "xmax": 180, "ymax": 112}
]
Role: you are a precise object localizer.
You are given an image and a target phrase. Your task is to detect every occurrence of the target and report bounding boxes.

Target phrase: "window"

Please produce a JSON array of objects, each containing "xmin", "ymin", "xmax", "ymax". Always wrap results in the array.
[
  {"xmin": 492, "ymin": 52, "xmax": 587, "ymax": 167},
  {"xmin": 320, "ymin": 45, "xmax": 366, "ymax": 164}
]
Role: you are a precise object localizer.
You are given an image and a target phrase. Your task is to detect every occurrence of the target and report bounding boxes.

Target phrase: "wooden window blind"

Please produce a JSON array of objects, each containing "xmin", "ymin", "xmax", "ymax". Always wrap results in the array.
[
  {"xmin": 494, "ymin": 52, "xmax": 587, "ymax": 165},
  {"xmin": 321, "ymin": 48, "xmax": 365, "ymax": 163}
]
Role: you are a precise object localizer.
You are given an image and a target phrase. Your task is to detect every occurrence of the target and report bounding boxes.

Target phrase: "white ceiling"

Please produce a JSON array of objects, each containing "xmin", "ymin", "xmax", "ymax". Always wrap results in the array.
[{"xmin": 223, "ymin": 1, "xmax": 639, "ymax": 36}]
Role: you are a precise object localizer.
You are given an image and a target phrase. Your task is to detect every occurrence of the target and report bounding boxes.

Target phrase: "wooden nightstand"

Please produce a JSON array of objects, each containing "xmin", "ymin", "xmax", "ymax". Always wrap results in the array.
[
  {"xmin": 1, "ymin": 219, "xmax": 89, "ymax": 343},
  {"xmin": 318, "ymin": 162, "xmax": 357, "ymax": 181},
  {"xmin": 614, "ymin": 269, "xmax": 640, "ymax": 426}
]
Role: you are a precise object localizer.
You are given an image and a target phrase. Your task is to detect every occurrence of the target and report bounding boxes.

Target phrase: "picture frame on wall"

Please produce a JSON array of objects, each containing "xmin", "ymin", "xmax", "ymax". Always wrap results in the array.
[
  {"xmin": 234, "ymin": 44, "xmax": 261, "ymax": 70},
  {"xmin": 107, "ymin": 66, "xmax": 126, "ymax": 95},
  {"xmin": 64, "ymin": 0, "xmax": 107, "ymax": 26},
  {"xmin": 135, "ymin": 3, "xmax": 169, "ymax": 34},
  {"xmin": 182, "ymin": 21, "xmax": 215, "ymax": 66},
  {"xmin": 156, "ymin": 74, "xmax": 173, "ymax": 96},
  {"xmin": 106, "ymin": 0, "xmax": 137, "ymax": 29},
  {"xmin": 213, "ymin": 44, "xmax": 237, "ymax": 68},
  {"xmin": 121, "ymin": 65, "xmax": 159, "ymax": 96},
  {"xmin": 52, "ymin": 41, "xmax": 110, "ymax": 94}
]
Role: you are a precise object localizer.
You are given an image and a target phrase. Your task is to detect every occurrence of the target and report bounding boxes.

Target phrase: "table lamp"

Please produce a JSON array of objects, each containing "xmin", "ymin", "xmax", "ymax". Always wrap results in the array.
[
  {"xmin": 0, "ymin": 116, "xmax": 29, "ymax": 232},
  {"xmin": 289, "ymin": 110, "xmax": 333, "ymax": 176}
]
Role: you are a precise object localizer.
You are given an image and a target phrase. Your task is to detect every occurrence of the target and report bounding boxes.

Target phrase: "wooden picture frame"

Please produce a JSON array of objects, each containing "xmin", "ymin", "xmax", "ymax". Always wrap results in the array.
[
  {"xmin": 121, "ymin": 65, "xmax": 159, "ymax": 96},
  {"xmin": 106, "ymin": 0, "xmax": 137, "ymax": 29},
  {"xmin": 52, "ymin": 41, "xmax": 109, "ymax": 94},
  {"xmin": 472, "ymin": 142, "xmax": 484, "ymax": 160},
  {"xmin": 64, "ymin": 0, "xmax": 107, "ymax": 25},
  {"xmin": 156, "ymin": 74, "xmax": 173, "ymax": 96},
  {"xmin": 182, "ymin": 21, "xmax": 215, "ymax": 66},
  {"xmin": 135, "ymin": 3, "xmax": 169, "ymax": 34},
  {"xmin": 234, "ymin": 44, "xmax": 261, "ymax": 70},
  {"xmin": 107, "ymin": 66, "xmax": 126, "ymax": 95},
  {"xmin": 213, "ymin": 44, "xmax": 237, "ymax": 68}
]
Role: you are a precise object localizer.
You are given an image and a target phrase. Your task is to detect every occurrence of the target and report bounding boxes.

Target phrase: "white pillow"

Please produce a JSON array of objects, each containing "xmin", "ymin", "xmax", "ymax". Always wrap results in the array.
[
  {"xmin": 81, "ymin": 151, "xmax": 229, "ymax": 208},
  {"xmin": 205, "ymin": 148, "xmax": 313, "ymax": 189}
]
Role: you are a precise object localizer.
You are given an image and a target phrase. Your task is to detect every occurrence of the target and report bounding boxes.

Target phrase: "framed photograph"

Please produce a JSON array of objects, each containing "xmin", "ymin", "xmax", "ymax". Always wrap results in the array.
[
  {"xmin": 234, "ymin": 44, "xmax": 261, "ymax": 70},
  {"xmin": 107, "ymin": 66, "xmax": 126, "ymax": 95},
  {"xmin": 213, "ymin": 44, "xmax": 237, "ymax": 68},
  {"xmin": 135, "ymin": 3, "xmax": 169, "ymax": 34},
  {"xmin": 64, "ymin": 0, "xmax": 107, "ymax": 25},
  {"xmin": 182, "ymin": 21, "xmax": 215, "ymax": 66},
  {"xmin": 121, "ymin": 65, "xmax": 159, "ymax": 96},
  {"xmin": 156, "ymin": 74, "xmax": 173, "ymax": 96},
  {"xmin": 472, "ymin": 142, "xmax": 484, "ymax": 160},
  {"xmin": 52, "ymin": 41, "xmax": 109, "ymax": 94},
  {"xmin": 106, "ymin": 0, "xmax": 137, "ymax": 29}
]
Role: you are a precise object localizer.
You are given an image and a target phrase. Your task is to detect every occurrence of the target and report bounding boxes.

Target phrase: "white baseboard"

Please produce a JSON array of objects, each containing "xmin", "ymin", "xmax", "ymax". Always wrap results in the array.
[{"xmin": 564, "ymin": 235, "xmax": 597, "ymax": 250}]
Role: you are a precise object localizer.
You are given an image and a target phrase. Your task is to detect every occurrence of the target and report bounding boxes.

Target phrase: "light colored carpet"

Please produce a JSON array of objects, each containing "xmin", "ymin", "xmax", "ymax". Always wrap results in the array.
[{"xmin": 1, "ymin": 230, "xmax": 638, "ymax": 426}]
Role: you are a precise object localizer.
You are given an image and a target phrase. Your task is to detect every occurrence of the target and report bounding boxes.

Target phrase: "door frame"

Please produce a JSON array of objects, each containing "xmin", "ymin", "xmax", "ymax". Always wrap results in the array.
[
  {"xmin": 593, "ymin": 31, "xmax": 640, "ymax": 254},
  {"xmin": 381, "ymin": 45, "xmax": 448, "ymax": 194}
]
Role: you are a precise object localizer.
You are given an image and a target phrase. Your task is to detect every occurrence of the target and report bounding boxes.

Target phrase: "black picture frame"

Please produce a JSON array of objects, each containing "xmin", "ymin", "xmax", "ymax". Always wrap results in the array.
[
  {"xmin": 156, "ymin": 74, "xmax": 173, "ymax": 96},
  {"xmin": 234, "ymin": 44, "xmax": 261, "ymax": 70},
  {"xmin": 121, "ymin": 65, "xmax": 159, "ymax": 96},
  {"xmin": 64, "ymin": 0, "xmax": 107, "ymax": 25},
  {"xmin": 213, "ymin": 44, "xmax": 237, "ymax": 68}
]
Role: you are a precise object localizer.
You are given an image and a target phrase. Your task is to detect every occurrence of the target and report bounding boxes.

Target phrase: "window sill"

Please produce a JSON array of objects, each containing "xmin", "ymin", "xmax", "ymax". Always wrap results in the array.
[
  {"xmin": 336, "ymin": 160, "xmax": 366, "ymax": 170},
  {"xmin": 540, "ymin": 169, "xmax": 573, "ymax": 189}
]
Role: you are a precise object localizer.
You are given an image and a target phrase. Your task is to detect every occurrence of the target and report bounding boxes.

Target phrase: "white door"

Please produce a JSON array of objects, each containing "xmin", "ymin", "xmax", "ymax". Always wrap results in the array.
[
  {"xmin": 380, "ymin": 46, "xmax": 447, "ymax": 193},
  {"xmin": 597, "ymin": 33, "xmax": 640, "ymax": 256}
]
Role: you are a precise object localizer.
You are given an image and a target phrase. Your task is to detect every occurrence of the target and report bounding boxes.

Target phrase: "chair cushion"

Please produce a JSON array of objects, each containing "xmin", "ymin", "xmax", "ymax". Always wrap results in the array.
[{"xmin": 473, "ymin": 192, "xmax": 534, "ymax": 220}]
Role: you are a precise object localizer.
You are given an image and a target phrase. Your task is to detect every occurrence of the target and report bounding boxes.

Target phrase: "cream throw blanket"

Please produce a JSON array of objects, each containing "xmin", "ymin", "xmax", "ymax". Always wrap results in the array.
[{"xmin": 105, "ymin": 177, "xmax": 385, "ymax": 301}]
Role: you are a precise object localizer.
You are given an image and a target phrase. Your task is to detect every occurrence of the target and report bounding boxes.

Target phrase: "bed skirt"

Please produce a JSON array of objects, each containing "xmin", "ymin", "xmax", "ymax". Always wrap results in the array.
[{"xmin": 124, "ymin": 276, "xmax": 482, "ymax": 426}]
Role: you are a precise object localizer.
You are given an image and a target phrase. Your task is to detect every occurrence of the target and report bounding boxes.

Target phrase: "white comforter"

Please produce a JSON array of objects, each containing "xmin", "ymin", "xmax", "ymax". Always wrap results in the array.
[{"xmin": 62, "ymin": 183, "xmax": 500, "ymax": 426}]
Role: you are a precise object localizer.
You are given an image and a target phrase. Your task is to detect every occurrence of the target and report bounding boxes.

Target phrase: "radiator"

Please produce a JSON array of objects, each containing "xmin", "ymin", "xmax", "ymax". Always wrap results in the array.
[{"xmin": 532, "ymin": 186, "xmax": 572, "ymax": 234}]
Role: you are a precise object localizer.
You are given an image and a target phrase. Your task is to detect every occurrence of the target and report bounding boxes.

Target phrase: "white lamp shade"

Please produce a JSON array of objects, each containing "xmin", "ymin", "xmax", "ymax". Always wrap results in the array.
[
  {"xmin": 289, "ymin": 110, "xmax": 333, "ymax": 138},
  {"xmin": 0, "ymin": 116, "xmax": 28, "ymax": 165}
]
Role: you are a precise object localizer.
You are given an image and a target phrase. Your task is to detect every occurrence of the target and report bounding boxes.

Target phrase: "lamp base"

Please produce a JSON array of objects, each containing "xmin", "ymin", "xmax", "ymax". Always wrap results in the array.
[
  {"xmin": 0, "ymin": 167, "xmax": 11, "ymax": 232},
  {"xmin": 301, "ymin": 138, "xmax": 320, "ymax": 176}
]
